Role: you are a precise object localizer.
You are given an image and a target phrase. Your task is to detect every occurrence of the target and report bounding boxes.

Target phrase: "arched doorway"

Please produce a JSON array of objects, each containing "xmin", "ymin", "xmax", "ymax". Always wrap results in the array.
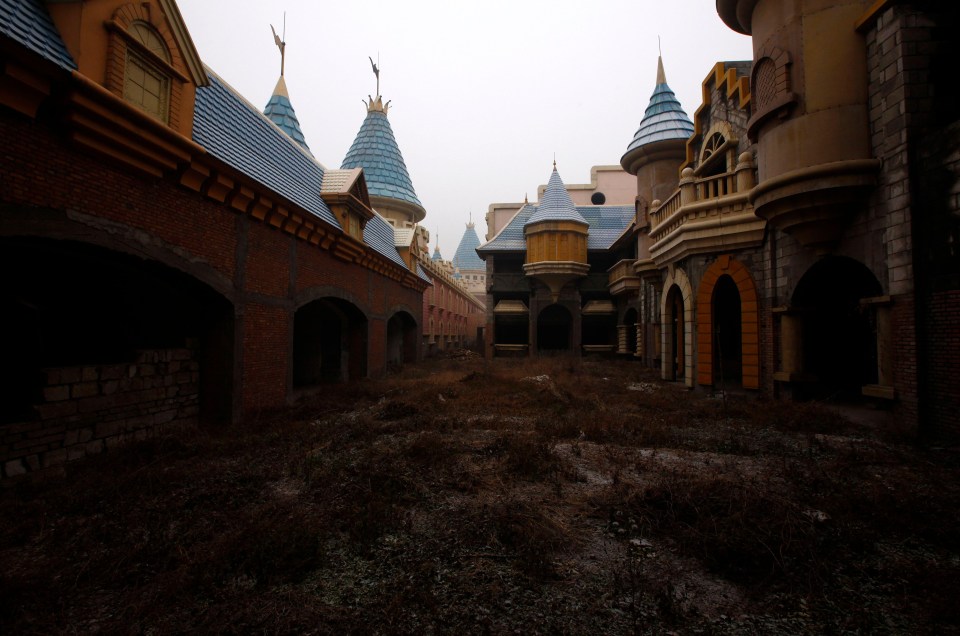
[
  {"xmin": 0, "ymin": 237, "xmax": 235, "ymax": 425},
  {"xmin": 792, "ymin": 256, "xmax": 882, "ymax": 400},
  {"xmin": 623, "ymin": 307, "xmax": 638, "ymax": 355},
  {"xmin": 293, "ymin": 297, "xmax": 367, "ymax": 385},
  {"xmin": 696, "ymin": 257, "xmax": 760, "ymax": 389},
  {"xmin": 538, "ymin": 304, "xmax": 572, "ymax": 351},
  {"xmin": 665, "ymin": 285, "xmax": 685, "ymax": 381},
  {"xmin": 387, "ymin": 310, "xmax": 418, "ymax": 368},
  {"xmin": 712, "ymin": 275, "xmax": 742, "ymax": 386}
]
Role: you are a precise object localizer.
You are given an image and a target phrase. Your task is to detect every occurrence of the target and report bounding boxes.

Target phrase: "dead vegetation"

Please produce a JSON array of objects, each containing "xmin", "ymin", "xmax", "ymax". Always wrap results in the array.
[{"xmin": 1, "ymin": 355, "xmax": 958, "ymax": 634}]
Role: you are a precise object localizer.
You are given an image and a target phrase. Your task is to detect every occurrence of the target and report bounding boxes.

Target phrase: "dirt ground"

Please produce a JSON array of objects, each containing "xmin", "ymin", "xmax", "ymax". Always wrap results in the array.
[{"xmin": 1, "ymin": 354, "xmax": 959, "ymax": 634}]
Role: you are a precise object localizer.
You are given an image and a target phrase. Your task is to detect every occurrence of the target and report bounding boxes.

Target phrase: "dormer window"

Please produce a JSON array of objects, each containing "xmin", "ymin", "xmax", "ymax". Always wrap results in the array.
[
  {"xmin": 123, "ymin": 22, "xmax": 171, "ymax": 122},
  {"xmin": 348, "ymin": 214, "xmax": 361, "ymax": 239}
]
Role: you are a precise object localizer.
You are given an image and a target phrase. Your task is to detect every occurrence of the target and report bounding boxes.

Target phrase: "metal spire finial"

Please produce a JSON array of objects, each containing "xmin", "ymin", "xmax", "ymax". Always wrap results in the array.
[
  {"xmin": 270, "ymin": 14, "xmax": 286, "ymax": 77},
  {"xmin": 369, "ymin": 55, "xmax": 380, "ymax": 97}
]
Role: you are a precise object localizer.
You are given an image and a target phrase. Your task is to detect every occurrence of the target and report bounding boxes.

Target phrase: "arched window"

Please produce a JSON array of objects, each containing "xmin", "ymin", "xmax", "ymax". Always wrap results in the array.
[{"xmin": 124, "ymin": 22, "xmax": 171, "ymax": 122}]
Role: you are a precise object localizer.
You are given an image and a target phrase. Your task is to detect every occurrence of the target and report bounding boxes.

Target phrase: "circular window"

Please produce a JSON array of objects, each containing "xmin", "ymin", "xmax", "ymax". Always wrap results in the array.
[{"xmin": 591, "ymin": 192, "xmax": 606, "ymax": 205}]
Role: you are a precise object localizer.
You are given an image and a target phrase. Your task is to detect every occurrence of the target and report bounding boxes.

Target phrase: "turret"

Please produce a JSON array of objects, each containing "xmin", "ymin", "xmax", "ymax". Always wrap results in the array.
[
  {"xmin": 716, "ymin": 0, "xmax": 878, "ymax": 248},
  {"xmin": 523, "ymin": 165, "xmax": 590, "ymax": 302},
  {"xmin": 341, "ymin": 61, "xmax": 425, "ymax": 225},
  {"xmin": 620, "ymin": 56, "xmax": 695, "ymax": 207}
]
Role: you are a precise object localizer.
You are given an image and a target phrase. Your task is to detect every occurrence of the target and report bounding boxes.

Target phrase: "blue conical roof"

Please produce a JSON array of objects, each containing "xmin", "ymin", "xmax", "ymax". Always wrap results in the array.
[
  {"xmin": 622, "ymin": 57, "xmax": 693, "ymax": 156},
  {"xmin": 341, "ymin": 105, "xmax": 423, "ymax": 211},
  {"xmin": 432, "ymin": 245, "xmax": 443, "ymax": 261},
  {"xmin": 264, "ymin": 76, "xmax": 311, "ymax": 153},
  {"xmin": 453, "ymin": 223, "xmax": 485, "ymax": 271},
  {"xmin": 525, "ymin": 167, "xmax": 588, "ymax": 227}
]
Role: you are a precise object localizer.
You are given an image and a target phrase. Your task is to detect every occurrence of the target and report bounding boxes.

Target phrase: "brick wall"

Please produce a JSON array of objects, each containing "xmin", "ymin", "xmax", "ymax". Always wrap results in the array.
[
  {"xmin": 1, "ymin": 89, "xmax": 425, "ymax": 476},
  {"xmin": 923, "ymin": 291, "xmax": 960, "ymax": 440},
  {"xmin": 1, "ymin": 349, "xmax": 199, "ymax": 478}
]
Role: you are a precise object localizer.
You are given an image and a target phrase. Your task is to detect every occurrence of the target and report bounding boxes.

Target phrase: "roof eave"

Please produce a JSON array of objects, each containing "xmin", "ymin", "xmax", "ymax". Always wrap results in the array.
[{"xmin": 620, "ymin": 137, "xmax": 689, "ymax": 175}]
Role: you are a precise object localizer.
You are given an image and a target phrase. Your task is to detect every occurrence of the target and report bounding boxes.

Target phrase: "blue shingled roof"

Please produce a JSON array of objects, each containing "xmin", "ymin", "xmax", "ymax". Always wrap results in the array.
[
  {"xmin": 416, "ymin": 262, "xmax": 433, "ymax": 285},
  {"xmin": 341, "ymin": 109, "xmax": 423, "ymax": 210},
  {"xmin": 623, "ymin": 60, "xmax": 693, "ymax": 157},
  {"xmin": 525, "ymin": 168, "xmax": 588, "ymax": 227},
  {"xmin": 479, "ymin": 203, "xmax": 634, "ymax": 254},
  {"xmin": 432, "ymin": 246, "xmax": 443, "ymax": 261},
  {"xmin": 264, "ymin": 81, "xmax": 311, "ymax": 153},
  {"xmin": 193, "ymin": 70, "xmax": 338, "ymax": 229},
  {"xmin": 453, "ymin": 223, "xmax": 485, "ymax": 271},
  {"xmin": 363, "ymin": 213, "xmax": 409, "ymax": 270},
  {"xmin": 0, "ymin": 0, "xmax": 76, "ymax": 70}
]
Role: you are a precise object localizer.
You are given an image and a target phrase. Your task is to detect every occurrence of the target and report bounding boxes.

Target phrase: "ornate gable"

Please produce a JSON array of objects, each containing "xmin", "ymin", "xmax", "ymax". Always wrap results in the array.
[{"xmin": 48, "ymin": 0, "xmax": 206, "ymax": 138}]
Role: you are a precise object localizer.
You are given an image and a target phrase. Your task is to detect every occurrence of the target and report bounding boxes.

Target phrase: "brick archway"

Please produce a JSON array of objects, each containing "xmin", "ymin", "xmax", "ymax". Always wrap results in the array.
[{"xmin": 696, "ymin": 255, "xmax": 759, "ymax": 389}]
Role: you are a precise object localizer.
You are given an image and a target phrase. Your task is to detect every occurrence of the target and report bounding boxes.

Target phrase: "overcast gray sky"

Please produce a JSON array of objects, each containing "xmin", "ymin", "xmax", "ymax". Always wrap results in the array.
[{"xmin": 177, "ymin": 0, "xmax": 752, "ymax": 258}]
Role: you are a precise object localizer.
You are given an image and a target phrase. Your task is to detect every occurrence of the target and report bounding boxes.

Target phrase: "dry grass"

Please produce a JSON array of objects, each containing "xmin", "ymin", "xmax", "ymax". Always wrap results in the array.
[{"xmin": 1, "ymin": 354, "xmax": 958, "ymax": 634}]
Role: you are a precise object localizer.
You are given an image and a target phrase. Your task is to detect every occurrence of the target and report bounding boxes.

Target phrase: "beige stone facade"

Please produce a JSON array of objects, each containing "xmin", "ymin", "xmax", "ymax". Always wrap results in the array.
[{"xmin": 611, "ymin": 0, "xmax": 960, "ymax": 441}]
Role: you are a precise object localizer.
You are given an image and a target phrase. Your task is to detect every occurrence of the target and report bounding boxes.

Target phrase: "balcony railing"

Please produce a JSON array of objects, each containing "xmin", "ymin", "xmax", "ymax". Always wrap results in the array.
[
  {"xmin": 644, "ymin": 153, "xmax": 765, "ymax": 265},
  {"xmin": 696, "ymin": 171, "xmax": 736, "ymax": 200}
]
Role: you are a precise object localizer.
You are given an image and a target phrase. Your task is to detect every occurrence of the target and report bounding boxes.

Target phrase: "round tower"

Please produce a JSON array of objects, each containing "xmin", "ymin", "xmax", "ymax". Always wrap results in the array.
[{"xmin": 717, "ymin": 0, "xmax": 877, "ymax": 248}]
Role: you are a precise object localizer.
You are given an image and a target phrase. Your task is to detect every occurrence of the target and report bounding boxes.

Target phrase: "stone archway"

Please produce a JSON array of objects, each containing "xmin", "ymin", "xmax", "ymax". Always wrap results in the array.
[
  {"xmin": 696, "ymin": 256, "xmax": 760, "ymax": 389},
  {"xmin": 661, "ymin": 267, "xmax": 694, "ymax": 386}
]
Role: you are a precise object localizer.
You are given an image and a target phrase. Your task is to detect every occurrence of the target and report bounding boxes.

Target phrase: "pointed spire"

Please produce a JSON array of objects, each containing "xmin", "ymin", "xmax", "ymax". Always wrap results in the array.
[
  {"xmin": 453, "ymin": 221, "xmax": 484, "ymax": 271},
  {"xmin": 342, "ymin": 60, "xmax": 424, "ymax": 220},
  {"xmin": 525, "ymin": 164, "xmax": 587, "ymax": 227},
  {"xmin": 263, "ymin": 22, "xmax": 310, "ymax": 154},
  {"xmin": 620, "ymin": 53, "xmax": 693, "ymax": 171}
]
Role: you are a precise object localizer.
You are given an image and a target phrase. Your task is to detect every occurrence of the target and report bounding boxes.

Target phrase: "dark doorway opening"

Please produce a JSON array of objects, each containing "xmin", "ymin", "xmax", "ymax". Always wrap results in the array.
[
  {"xmin": 623, "ymin": 307, "xmax": 638, "ymax": 354},
  {"xmin": 582, "ymin": 313, "xmax": 616, "ymax": 347},
  {"xmin": 293, "ymin": 298, "xmax": 367, "ymax": 386},
  {"xmin": 0, "ymin": 238, "xmax": 234, "ymax": 425},
  {"xmin": 538, "ymin": 304, "xmax": 572, "ymax": 351},
  {"xmin": 666, "ymin": 285, "xmax": 685, "ymax": 381},
  {"xmin": 495, "ymin": 315, "xmax": 528, "ymax": 345},
  {"xmin": 713, "ymin": 275, "xmax": 742, "ymax": 386},
  {"xmin": 387, "ymin": 311, "xmax": 417, "ymax": 368},
  {"xmin": 792, "ymin": 256, "xmax": 882, "ymax": 400}
]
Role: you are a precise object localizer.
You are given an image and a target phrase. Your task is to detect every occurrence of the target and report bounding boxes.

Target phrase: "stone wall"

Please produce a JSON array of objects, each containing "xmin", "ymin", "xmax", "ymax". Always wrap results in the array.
[{"xmin": 1, "ymin": 348, "xmax": 199, "ymax": 479}]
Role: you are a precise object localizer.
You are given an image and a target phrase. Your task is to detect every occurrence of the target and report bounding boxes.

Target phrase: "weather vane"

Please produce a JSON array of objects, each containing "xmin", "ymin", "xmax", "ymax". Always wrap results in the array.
[
  {"xmin": 270, "ymin": 13, "xmax": 287, "ymax": 76},
  {"xmin": 368, "ymin": 55, "xmax": 380, "ymax": 96}
]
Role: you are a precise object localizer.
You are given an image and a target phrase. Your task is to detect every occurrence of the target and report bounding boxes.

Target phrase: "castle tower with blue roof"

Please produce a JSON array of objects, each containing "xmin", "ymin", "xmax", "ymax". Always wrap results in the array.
[
  {"xmin": 620, "ymin": 56, "xmax": 694, "ymax": 207},
  {"xmin": 341, "ymin": 89, "xmax": 426, "ymax": 227},
  {"xmin": 452, "ymin": 220, "xmax": 487, "ymax": 304}
]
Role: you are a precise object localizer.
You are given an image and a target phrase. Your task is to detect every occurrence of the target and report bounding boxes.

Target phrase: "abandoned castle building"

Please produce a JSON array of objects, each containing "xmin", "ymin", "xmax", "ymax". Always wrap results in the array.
[
  {"xmin": 2, "ymin": 0, "xmax": 958, "ymax": 479},
  {"xmin": 0, "ymin": 0, "xmax": 480, "ymax": 478},
  {"xmin": 479, "ymin": 0, "xmax": 959, "ymax": 441}
]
